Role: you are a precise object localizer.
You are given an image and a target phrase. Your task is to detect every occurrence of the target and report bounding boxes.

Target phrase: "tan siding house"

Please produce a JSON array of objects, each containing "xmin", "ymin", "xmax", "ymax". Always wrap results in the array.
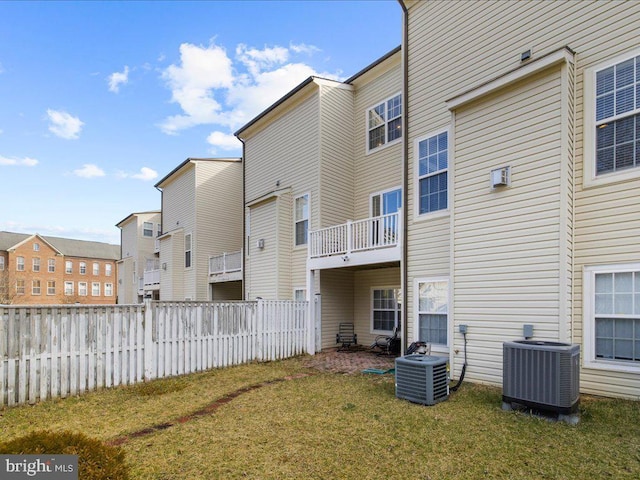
[
  {"xmin": 402, "ymin": 0, "xmax": 640, "ymax": 398},
  {"xmin": 154, "ymin": 158, "xmax": 243, "ymax": 301},
  {"xmin": 237, "ymin": 49, "xmax": 403, "ymax": 352}
]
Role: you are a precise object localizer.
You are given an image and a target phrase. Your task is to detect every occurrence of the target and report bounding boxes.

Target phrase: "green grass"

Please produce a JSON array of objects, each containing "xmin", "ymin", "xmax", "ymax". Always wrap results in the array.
[{"xmin": 1, "ymin": 357, "xmax": 640, "ymax": 479}]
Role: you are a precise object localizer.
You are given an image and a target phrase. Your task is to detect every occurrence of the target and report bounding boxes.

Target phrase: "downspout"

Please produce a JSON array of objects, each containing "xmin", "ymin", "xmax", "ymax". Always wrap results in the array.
[
  {"xmin": 399, "ymin": 0, "xmax": 409, "ymax": 355},
  {"xmin": 236, "ymin": 135, "xmax": 247, "ymax": 301}
]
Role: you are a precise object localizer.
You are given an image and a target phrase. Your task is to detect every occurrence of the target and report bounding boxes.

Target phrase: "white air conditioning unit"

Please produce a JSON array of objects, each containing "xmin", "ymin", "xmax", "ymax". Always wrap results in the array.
[
  {"xmin": 395, "ymin": 355, "xmax": 449, "ymax": 405},
  {"xmin": 502, "ymin": 340, "xmax": 580, "ymax": 416},
  {"xmin": 491, "ymin": 166, "xmax": 510, "ymax": 187}
]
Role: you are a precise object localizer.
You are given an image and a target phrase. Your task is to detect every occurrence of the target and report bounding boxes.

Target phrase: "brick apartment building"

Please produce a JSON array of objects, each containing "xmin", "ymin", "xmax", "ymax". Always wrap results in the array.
[{"xmin": 0, "ymin": 231, "xmax": 120, "ymax": 305}]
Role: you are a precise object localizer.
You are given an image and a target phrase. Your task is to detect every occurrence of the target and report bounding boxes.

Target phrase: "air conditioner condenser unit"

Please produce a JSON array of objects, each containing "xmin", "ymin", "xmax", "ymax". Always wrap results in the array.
[{"xmin": 395, "ymin": 354, "xmax": 449, "ymax": 406}]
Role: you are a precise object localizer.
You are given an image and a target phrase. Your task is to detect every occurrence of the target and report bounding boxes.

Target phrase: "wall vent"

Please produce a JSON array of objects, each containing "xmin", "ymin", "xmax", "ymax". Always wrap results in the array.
[
  {"xmin": 502, "ymin": 340, "xmax": 580, "ymax": 415},
  {"xmin": 395, "ymin": 355, "xmax": 449, "ymax": 405}
]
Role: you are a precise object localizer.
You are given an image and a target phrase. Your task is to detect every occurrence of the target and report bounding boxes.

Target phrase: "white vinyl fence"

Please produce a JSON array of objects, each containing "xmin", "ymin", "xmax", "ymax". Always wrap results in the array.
[{"xmin": 0, "ymin": 300, "xmax": 309, "ymax": 407}]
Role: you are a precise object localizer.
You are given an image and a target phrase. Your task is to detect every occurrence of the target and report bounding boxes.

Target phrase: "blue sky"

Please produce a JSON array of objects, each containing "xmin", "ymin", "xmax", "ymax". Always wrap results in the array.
[{"xmin": 0, "ymin": 0, "xmax": 401, "ymax": 245}]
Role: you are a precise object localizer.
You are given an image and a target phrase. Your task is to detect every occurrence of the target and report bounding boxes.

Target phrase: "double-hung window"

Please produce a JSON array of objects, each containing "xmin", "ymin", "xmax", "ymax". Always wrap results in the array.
[
  {"xmin": 585, "ymin": 48, "xmax": 640, "ymax": 185},
  {"xmin": 65, "ymin": 261, "xmax": 72, "ymax": 274},
  {"xmin": 93, "ymin": 262, "xmax": 99, "ymax": 275},
  {"xmin": 0, "ymin": 256, "xmax": 4, "ymax": 271},
  {"xmin": 367, "ymin": 93, "xmax": 402, "ymax": 152},
  {"xmin": 16, "ymin": 256, "xmax": 24, "ymax": 271},
  {"xmin": 48, "ymin": 259, "xmax": 55, "ymax": 273},
  {"xmin": 105, "ymin": 264, "xmax": 112, "ymax": 276},
  {"xmin": 584, "ymin": 264, "xmax": 640, "ymax": 372},
  {"xmin": 47, "ymin": 281, "xmax": 55, "ymax": 295},
  {"xmin": 372, "ymin": 287, "xmax": 401, "ymax": 333},
  {"xmin": 16, "ymin": 279, "xmax": 25, "ymax": 295},
  {"xmin": 92, "ymin": 282, "xmax": 100, "ymax": 296},
  {"xmin": 417, "ymin": 129, "xmax": 448, "ymax": 215},
  {"xmin": 143, "ymin": 222, "xmax": 154, "ymax": 237},
  {"xmin": 33, "ymin": 257, "xmax": 40, "ymax": 272},
  {"xmin": 32, "ymin": 280, "xmax": 41, "ymax": 295},
  {"xmin": 294, "ymin": 194, "xmax": 309, "ymax": 246},
  {"xmin": 105, "ymin": 283, "xmax": 113, "ymax": 296},
  {"xmin": 185, "ymin": 233, "xmax": 192, "ymax": 268},
  {"xmin": 78, "ymin": 282, "xmax": 88, "ymax": 296},
  {"xmin": 64, "ymin": 281, "xmax": 74, "ymax": 296},
  {"xmin": 79, "ymin": 262, "xmax": 86, "ymax": 275},
  {"xmin": 416, "ymin": 278, "xmax": 449, "ymax": 348}
]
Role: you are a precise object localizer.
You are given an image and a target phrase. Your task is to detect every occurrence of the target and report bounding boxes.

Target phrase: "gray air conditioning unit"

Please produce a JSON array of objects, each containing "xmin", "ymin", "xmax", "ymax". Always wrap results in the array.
[
  {"xmin": 395, "ymin": 355, "xmax": 449, "ymax": 405},
  {"xmin": 502, "ymin": 340, "xmax": 580, "ymax": 415}
]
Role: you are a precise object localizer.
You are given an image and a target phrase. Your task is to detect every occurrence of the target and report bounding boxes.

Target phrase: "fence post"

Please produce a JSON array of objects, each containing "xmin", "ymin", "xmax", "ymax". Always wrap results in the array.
[
  {"xmin": 143, "ymin": 300, "xmax": 154, "ymax": 381},
  {"xmin": 256, "ymin": 298, "xmax": 264, "ymax": 361}
]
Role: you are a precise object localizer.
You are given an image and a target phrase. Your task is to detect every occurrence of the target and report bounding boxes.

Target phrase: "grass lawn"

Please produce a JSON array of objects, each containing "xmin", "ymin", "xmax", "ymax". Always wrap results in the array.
[{"xmin": 1, "ymin": 356, "xmax": 640, "ymax": 479}]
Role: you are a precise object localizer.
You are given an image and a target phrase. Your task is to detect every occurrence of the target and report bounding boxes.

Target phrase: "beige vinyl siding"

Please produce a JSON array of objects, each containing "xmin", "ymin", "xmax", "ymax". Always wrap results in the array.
[
  {"xmin": 318, "ymin": 84, "xmax": 355, "ymax": 228},
  {"xmin": 277, "ymin": 193, "xmax": 293, "ymax": 299},
  {"xmin": 117, "ymin": 258, "xmax": 133, "ymax": 304},
  {"xmin": 406, "ymin": 0, "xmax": 640, "ymax": 396},
  {"xmin": 159, "ymin": 232, "xmax": 185, "ymax": 301},
  {"xmin": 120, "ymin": 220, "xmax": 138, "ymax": 260},
  {"xmin": 353, "ymin": 59, "xmax": 403, "ymax": 219},
  {"xmin": 318, "ymin": 269, "xmax": 354, "ymax": 349},
  {"xmin": 194, "ymin": 160, "xmax": 243, "ymax": 300},
  {"xmin": 247, "ymin": 199, "xmax": 278, "ymax": 300},
  {"xmin": 452, "ymin": 66, "xmax": 568, "ymax": 386}
]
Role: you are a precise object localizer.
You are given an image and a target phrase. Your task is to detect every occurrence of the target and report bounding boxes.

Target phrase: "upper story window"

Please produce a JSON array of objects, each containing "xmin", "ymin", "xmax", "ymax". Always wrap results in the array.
[
  {"xmin": 0, "ymin": 256, "xmax": 5, "ymax": 271},
  {"xmin": 105, "ymin": 283, "xmax": 113, "ymax": 296},
  {"xmin": 79, "ymin": 262, "xmax": 87, "ymax": 274},
  {"xmin": 48, "ymin": 259, "xmax": 55, "ymax": 273},
  {"xmin": 417, "ymin": 129, "xmax": 448, "ymax": 215},
  {"xmin": 16, "ymin": 279, "xmax": 25, "ymax": 295},
  {"xmin": 143, "ymin": 222, "xmax": 154, "ymax": 237},
  {"xmin": 32, "ymin": 257, "xmax": 40, "ymax": 272},
  {"xmin": 294, "ymin": 194, "xmax": 309, "ymax": 246},
  {"xmin": 92, "ymin": 282, "xmax": 100, "ymax": 296},
  {"xmin": 157, "ymin": 223, "xmax": 162, "ymax": 237},
  {"xmin": 185, "ymin": 233, "xmax": 192, "ymax": 268},
  {"xmin": 584, "ymin": 264, "xmax": 640, "ymax": 373},
  {"xmin": 367, "ymin": 93, "xmax": 402, "ymax": 153},
  {"xmin": 16, "ymin": 256, "xmax": 25, "ymax": 271},
  {"xmin": 78, "ymin": 282, "xmax": 88, "ymax": 296},
  {"xmin": 105, "ymin": 264, "xmax": 112, "ymax": 276},
  {"xmin": 33, "ymin": 242, "xmax": 39, "ymax": 251},
  {"xmin": 32, "ymin": 279, "xmax": 41, "ymax": 295},
  {"xmin": 65, "ymin": 260, "xmax": 72, "ymax": 274},
  {"xmin": 585, "ymin": 48, "xmax": 640, "ymax": 186},
  {"xmin": 93, "ymin": 262, "xmax": 99, "ymax": 275},
  {"xmin": 64, "ymin": 281, "xmax": 74, "ymax": 296}
]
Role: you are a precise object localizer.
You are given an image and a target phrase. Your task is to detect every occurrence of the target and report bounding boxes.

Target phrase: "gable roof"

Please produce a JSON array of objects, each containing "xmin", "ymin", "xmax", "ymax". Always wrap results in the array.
[
  {"xmin": 0, "ymin": 231, "xmax": 120, "ymax": 260},
  {"xmin": 154, "ymin": 157, "xmax": 241, "ymax": 189},
  {"xmin": 115, "ymin": 210, "xmax": 161, "ymax": 228}
]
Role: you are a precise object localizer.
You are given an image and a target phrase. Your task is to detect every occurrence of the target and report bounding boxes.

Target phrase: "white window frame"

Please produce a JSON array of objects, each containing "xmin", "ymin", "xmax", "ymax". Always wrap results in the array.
[
  {"xmin": 16, "ymin": 279, "xmax": 25, "ymax": 295},
  {"xmin": 92, "ymin": 282, "xmax": 100, "ymax": 296},
  {"xmin": 294, "ymin": 193, "xmax": 309, "ymax": 247},
  {"xmin": 584, "ymin": 263, "xmax": 640, "ymax": 373},
  {"xmin": 79, "ymin": 262, "xmax": 87, "ymax": 275},
  {"xmin": 78, "ymin": 282, "xmax": 88, "ymax": 296},
  {"xmin": 0, "ymin": 256, "xmax": 4, "ymax": 271},
  {"xmin": 32, "ymin": 279, "xmax": 41, "ymax": 295},
  {"xmin": 415, "ymin": 277, "xmax": 450, "ymax": 353},
  {"xmin": 33, "ymin": 242, "xmax": 39, "ymax": 251},
  {"xmin": 47, "ymin": 280, "xmax": 55, "ymax": 296},
  {"xmin": 143, "ymin": 221, "xmax": 154, "ymax": 237},
  {"xmin": 105, "ymin": 283, "xmax": 113, "ymax": 297},
  {"xmin": 185, "ymin": 233, "xmax": 192, "ymax": 269},
  {"xmin": 294, "ymin": 287, "xmax": 307, "ymax": 302},
  {"xmin": 366, "ymin": 92, "xmax": 402, "ymax": 154},
  {"xmin": 32, "ymin": 257, "xmax": 40, "ymax": 272},
  {"xmin": 16, "ymin": 256, "xmax": 24, "ymax": 271},
  {"xmin": 64, "ymin": 281, "xmax": 74, "ymax": 296},
  {"xmin": 584, "ymin": 47, "xmax": 640, "ymax": 187},
  {"xmin": 414, "ymin": 127, "xmax": 450, "ymax": 220},
  {"xmin": 48, "ymin": 258, "xmax": 55, "ymax": 273},
  {"xmin": 65, "ymin": 260, "xmax": 72, "ymax": 274},
  {"xmin": 105, "ymin": 264, "xmax": 112, "ymax": 276},
  {"xmin": 371, "ymin": 286, "xmax": 401, "ymax": 335},
  {"xmin": 92, "ymin": 262, "xmax": 99, "ymax": 275}
]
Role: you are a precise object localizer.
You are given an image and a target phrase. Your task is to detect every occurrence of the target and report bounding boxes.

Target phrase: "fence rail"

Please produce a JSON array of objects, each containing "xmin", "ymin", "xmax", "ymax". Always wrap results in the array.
[{"xmin": 0, "ymin": 300, "xmax": 308, "ymax": 407}]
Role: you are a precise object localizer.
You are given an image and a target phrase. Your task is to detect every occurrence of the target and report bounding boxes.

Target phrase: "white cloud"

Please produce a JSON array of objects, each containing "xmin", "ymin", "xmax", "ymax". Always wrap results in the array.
[
  {"xmin": 108, "ymin": 66, "xmax": 129, "ymax": 93},
  {"xmin": 131, "ymin": 167, "xmax": 159, "ymax": 181},
  {"xmin": 0, "ymin": 155, "xmax": 38, "ymax": 167},
  {"xmin": 159, "ymin": 41, "xmax": 341, "ymax": 144},
  {"xmin": 207, "ymin": 131, "xmax": 242, "ymax": 152},
  {"xmin": 73, "ymin": 164, "xmax": 105, "ymax": 178},
  {"xmin": 47, "ymin": 109, "xmax": 84, "ymax": 140}
]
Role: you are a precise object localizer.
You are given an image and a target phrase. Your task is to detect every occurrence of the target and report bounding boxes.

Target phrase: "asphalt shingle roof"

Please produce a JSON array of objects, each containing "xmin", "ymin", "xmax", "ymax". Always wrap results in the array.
[{"xmin": 0, "ymin": 231, "xmax": 120, "ymax": 260}]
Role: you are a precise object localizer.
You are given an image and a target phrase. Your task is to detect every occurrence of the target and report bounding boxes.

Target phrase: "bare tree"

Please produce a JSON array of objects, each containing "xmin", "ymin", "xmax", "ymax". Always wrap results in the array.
[{"xmin": 0, "ymin": 268, "xmax": 15, "ymax": 304}]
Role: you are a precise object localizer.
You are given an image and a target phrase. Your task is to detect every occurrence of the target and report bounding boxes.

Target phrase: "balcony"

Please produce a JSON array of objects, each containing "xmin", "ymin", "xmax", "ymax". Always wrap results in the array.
[
  {"xmin": 209, "ymin": 250, "xmax": 243, "ymax": 283},
  {"xmin": 143, "ymin": 258, "xmax": 161, "ymax": 290},
  {"xmin": 308, "ymin": 211, "xmax": 401, "ymax": 270}
]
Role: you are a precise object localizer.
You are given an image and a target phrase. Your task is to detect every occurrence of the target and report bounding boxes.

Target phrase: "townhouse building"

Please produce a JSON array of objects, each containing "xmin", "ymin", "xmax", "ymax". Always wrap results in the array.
[
  {"xmin": 236, "ymin": 48, "xmax": 403, "ymax": 350},
  {"xmin": 0, "ymin": 231, "xmax": 119, "ymax": 305},
  {"xmin": 116, "ymin": 210, "xmax": 161, "ymax": 303},
  {"xmin": 153, "ymin": 157, "xmax": 243, "ymax": 301},
  {"xmin": 399, "ymin": 0, "xmax": 640, "ymax": 398}
]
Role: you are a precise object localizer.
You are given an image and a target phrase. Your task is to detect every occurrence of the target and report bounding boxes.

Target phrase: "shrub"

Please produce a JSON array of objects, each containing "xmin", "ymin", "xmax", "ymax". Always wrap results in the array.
[{"xmin": 0, "ymin": 430, "xmax": 129, "ymax": 480}]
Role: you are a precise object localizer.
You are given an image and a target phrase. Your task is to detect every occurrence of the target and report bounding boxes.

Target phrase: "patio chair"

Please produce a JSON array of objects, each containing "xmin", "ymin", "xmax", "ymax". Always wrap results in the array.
[
  {"xmin": 371, "ymin": 326, "xmax": 400, "ymax": 356},
  {"xmin": 336, "ymin": 323, "xmax": 357, "ymax": 352}
]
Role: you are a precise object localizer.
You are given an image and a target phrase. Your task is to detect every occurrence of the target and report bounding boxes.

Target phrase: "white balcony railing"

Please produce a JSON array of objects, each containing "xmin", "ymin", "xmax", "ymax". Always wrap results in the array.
[
  {"xmin": 310, "ymin": 211, "xmax": 400, "ymax": 259},
  {"xmin": 209, "ymin": 250, "xmax": 243, "ymax": 275},
  {"xmin": 143, "ymin": 269, "xmax": 160, "ymax": 287}
]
